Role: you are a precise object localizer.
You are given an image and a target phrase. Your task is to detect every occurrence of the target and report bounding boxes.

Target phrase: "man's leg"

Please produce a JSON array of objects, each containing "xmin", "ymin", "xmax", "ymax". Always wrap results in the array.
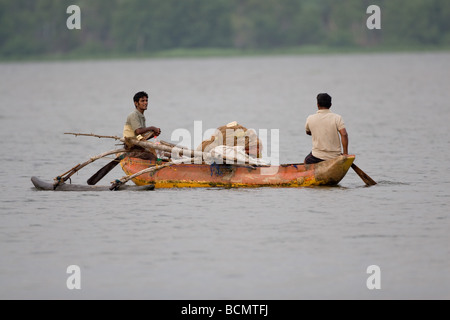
[{"xmin": 304, "ymin": 152, "xmax": 324, "ymax": 164}]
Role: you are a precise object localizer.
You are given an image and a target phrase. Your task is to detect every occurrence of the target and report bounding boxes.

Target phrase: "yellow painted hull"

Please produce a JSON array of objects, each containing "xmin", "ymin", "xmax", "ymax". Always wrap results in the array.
[{"xmin": 120, "ymin": 155, "xmax": 355, "ymax": 188}]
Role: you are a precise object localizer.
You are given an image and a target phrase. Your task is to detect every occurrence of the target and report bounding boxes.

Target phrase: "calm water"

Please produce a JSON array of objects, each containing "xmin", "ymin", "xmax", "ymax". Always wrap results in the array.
[{"xmin": 0, "ymin": 53, "xmax": 449, "ymax": 300}]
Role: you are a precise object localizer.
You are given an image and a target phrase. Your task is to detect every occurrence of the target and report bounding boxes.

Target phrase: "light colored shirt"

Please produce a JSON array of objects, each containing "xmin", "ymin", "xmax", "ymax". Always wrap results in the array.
[
  {"xmin": 123, "ymin": 109, "xmax": 146, "ymax": 139},
  {"xmin": 305, "ymin": 109, "xmax": 346, "ymax": 160}
]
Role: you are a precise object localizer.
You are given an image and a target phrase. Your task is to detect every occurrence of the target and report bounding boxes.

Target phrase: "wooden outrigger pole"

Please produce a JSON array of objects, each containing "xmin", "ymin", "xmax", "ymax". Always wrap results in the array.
[{"xmin": 53, "ymin": 148, "xmax": 127, "ymax": 189}]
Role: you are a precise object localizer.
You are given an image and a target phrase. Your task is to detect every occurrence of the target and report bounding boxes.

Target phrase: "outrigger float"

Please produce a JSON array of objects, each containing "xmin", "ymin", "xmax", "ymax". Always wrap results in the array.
[{"xmin": 31, "ymin": 176, "xmax": 155, "ymax": 191}]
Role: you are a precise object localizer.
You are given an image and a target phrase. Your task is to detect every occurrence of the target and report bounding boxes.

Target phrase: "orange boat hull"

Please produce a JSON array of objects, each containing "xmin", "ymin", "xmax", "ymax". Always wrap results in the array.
[{"xmin": 119, "ymin": 155, "xmax": 355, "ymax": 188}]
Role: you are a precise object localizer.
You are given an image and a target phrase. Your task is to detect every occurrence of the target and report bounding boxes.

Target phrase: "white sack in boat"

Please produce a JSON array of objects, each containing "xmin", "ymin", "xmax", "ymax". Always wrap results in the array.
[
  {"xmin": 169, "ymin": 145, "xmax": 269, "ymax": 165},
  {"xmin": 209, "ymin": 146, "xmax": 270, "ymax": 166}
]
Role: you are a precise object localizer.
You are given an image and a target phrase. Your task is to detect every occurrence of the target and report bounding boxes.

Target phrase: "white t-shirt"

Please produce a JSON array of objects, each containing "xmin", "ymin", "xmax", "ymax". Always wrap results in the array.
[{"xmin": 305, "ymin": 109, "xmax": 346, "ymax": 160}]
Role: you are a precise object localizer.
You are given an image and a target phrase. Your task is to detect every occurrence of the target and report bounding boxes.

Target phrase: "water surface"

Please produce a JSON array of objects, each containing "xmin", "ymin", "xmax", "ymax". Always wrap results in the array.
[{"xmin": 0, "ymin": 52, "xmax": 449, "ymax": 299}]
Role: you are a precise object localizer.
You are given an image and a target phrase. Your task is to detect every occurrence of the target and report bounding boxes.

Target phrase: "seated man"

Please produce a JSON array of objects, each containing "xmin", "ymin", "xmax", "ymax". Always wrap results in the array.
[
  {"xmin": 304, "ymin": 93, "xmax": 348, "ymax": 164},
  {"xmin": 123, "ymin": 91, "xmax": 161, "ymax": 160}
]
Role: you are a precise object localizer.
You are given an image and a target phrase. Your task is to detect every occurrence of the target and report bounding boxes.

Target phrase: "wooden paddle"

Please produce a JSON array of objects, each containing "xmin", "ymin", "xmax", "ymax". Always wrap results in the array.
[
  {"xmin": 351, "ymin": 163, "xmax": 377, "ymax": 186},
  {"xmin": 87, "ymin": 131, "xmax": 155, "ymax": 185},
  {"xmin": 87, "ymin": 154, "xmax": 126, "ymax": 185}
]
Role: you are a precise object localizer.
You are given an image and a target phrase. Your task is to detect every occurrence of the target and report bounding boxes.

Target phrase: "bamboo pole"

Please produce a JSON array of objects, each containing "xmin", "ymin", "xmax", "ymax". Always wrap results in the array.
[
  {"xmin": 110, "ymin": 162, "xmax": 173, "ymax": 190},
  {"xmin": 128, "ymin": 138, "xmax": 205, "ymax": 158},
  {"xmin": 53, "ymin": 148, "xmax": 127, "ymax": 189},
  {"xmin": 65, "ymin": 132, "xmax": 122, "ymax": 140},
  {"xmin": 64, "ymin": 133, "xmax": 265, "ymax": 187},
  {"xmin": 65, "ymin": 132, "xmax": 196, "ymax": 158},
  {"xmin": 65, "ymin": 132, "xmax": 188, "ymax": 150},
  {"xmin": 65, "ymin": 132, "xmax": 269, "ymax": 167},
  {"xmin": 62, "ymin": 132, "xmax": 266, "ymax": 191}
]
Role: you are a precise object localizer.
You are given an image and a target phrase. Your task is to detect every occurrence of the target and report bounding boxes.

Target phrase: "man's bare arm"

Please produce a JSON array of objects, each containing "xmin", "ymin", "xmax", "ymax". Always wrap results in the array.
[
  {"xmin": 339, "ymin": 128, "xmax": 348, "ymax": 155},
  {"xmin": 135, "ymin": 126, "xmax": 161, "ymax": 136}
]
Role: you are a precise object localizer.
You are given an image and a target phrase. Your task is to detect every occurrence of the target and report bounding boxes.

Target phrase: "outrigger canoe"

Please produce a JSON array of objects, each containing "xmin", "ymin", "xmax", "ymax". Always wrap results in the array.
[{"xmin": 119, "ymin": 154, "xmax": 355, "ymax": 188}]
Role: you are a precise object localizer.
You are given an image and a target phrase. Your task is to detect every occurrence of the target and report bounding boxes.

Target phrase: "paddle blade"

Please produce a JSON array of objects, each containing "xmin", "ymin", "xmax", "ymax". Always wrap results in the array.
[
  {"xmin": 351, "ymin": 163, "xmax": 377, "ymax": 186},
  {"xmin": 87, "ymin": 158, "xmax": 121, "ymax": 185}
]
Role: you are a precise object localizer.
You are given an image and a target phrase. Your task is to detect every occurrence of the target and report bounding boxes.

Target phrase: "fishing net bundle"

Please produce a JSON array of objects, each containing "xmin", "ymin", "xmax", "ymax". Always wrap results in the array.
[{"xmin": 196, "ymin": 121, "xmax": 263, "ymax": 159}]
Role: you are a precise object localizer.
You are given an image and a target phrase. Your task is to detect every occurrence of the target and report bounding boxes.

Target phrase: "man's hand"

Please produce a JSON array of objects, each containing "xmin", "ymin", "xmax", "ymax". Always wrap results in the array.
[
  {"xmin": 149, "ymin": 126, "xmax": 161, "ymax": 136},
  {"xmin": 135, "ymin": 126, "xmax": 161, "ymax": 136}
]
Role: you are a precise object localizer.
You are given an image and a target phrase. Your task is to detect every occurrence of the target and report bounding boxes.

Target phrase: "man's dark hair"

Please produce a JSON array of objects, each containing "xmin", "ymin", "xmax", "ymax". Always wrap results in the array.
[
  {"xmin": 317, "ymin": 93, "xmax": 332, "ymax": 108},
  {"xmin": 133, "ymin": 91, "xmax": 148, "ymax": 103}
]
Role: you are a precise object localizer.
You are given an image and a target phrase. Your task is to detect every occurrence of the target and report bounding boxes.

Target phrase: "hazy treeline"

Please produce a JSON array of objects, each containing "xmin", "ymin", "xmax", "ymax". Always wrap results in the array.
[{"xmin": 1, "ymin": 0, "xmax": 449, "ymax": 58}]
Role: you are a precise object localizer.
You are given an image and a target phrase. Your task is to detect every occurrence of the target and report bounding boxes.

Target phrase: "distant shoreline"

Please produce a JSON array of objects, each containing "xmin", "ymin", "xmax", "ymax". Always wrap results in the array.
[{"xmin": 2, "ymin": 45, "xmax": 450, "ymax": 63}]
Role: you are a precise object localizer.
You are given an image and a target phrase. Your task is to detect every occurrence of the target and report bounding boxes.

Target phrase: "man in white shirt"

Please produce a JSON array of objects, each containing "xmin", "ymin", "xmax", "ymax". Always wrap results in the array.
[{"xmin": 304, "ymin": 93, "xmax": 348, "ymax": 164}]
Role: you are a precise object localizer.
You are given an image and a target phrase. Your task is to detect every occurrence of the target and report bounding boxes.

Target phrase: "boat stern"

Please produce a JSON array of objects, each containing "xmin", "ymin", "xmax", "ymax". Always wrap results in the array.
[{"xmin": 314, "ymin": 155, "xmax": 355, "ymax": 185}]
